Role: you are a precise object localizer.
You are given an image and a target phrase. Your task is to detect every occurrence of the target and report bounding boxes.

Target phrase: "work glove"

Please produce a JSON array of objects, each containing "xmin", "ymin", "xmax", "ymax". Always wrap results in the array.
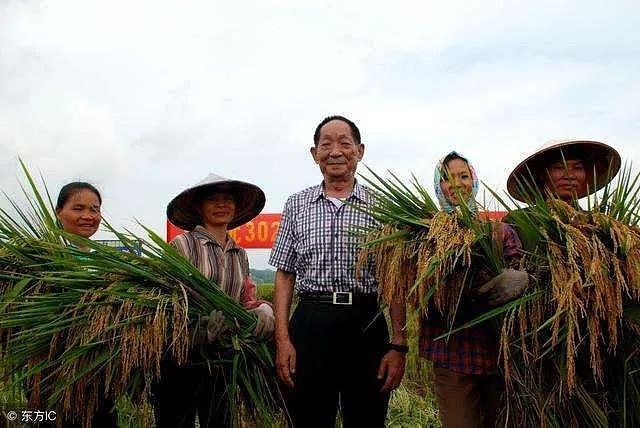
[
  {"xmin": 250, "ymin": 303, "xmax": 275, "ymax": 340},
  {"xmin": 476, "ymin": 268, "xmax": 529, "ymax": 306},
  {"xmin": 194, "ymin": 310, "xmax": 228, "ymax": 344}
]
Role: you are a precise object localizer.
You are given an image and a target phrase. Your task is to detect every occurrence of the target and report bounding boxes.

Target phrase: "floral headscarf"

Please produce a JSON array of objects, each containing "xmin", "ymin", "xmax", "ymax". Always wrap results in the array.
[{"xmin": 434, "ymin": 151, "xmax": 479, "ymax": 213}]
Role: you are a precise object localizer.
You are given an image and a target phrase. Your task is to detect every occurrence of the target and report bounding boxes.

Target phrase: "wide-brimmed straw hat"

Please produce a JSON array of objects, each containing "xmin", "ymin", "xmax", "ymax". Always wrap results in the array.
[
  {"xmin": 167, "ymin": 173, "xmax": 265, "ymax": 231},
  {"xmin": 507, "ymin": 139, "xmax": 621, "ymax": 202}
]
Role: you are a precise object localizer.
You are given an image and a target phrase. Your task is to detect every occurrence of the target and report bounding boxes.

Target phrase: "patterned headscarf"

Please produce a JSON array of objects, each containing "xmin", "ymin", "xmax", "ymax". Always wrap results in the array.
[{"xmin": 434, "ymin": 151, "xmax": 479, "ymax": 213}]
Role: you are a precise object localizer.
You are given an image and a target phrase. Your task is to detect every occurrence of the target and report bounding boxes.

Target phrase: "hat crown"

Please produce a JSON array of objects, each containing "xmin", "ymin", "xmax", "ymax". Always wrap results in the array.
[
  {"xmin": 536, "ymin": 139, "xmax": 601, "ymax": 152},
  {"xmin": 195, "ymin": 173, "xmax": 230, "ymax": 187}
]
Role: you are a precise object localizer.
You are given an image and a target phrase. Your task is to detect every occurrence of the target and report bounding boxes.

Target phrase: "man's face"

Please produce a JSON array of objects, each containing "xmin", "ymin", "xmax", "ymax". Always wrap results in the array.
[
  {"xmin": 544, "ymin": 158, "xmax": 588, "ymax": 201},
  {"xmin": 310, "ymin": 119, "xmax": 364, "ymax": 180}
]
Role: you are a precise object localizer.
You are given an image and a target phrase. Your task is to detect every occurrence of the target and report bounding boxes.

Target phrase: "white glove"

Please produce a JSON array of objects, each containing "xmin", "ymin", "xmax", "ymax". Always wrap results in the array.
[
  {"xmin": 194, "ymin": 310, "xmax": 227, "ymax": 344},
  {"xmin": 476, "ymin": 268, "xmax": 529, "ymax": 306},
  {"xmin": 205, "ymin": 310, "xmax": 227, "ymax": 342},
  {"xmin": 250, "ymin": 303, "xmax": 275, "ymax": 340}
]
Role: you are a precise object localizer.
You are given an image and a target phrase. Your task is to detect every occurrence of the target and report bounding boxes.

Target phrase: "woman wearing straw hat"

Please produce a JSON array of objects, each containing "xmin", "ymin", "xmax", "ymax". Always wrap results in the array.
[
  {"xmin": 500, "ymin": 139, "xmax": 629, "ymax": 425},
  {"xmin": 507, "ymin": 139, "xmax": 621, "ymax": 205},
  {"xmin": 156, "ymin": 173, "xmax": 275, "ymax": 428},
  {"xmin": 505, "ymin": 139, "xmax": 621, "ymax": 249}
]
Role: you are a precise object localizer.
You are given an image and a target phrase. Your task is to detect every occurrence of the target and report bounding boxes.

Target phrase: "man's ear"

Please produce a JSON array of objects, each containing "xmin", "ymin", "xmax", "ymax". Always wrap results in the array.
[
  {"xmin": 310, "ymin": 146, "xmax": 319, "ymax": 163},
  {"xmin": 357, "ymin": 144, "xmax": 365, "ymax": 160}
]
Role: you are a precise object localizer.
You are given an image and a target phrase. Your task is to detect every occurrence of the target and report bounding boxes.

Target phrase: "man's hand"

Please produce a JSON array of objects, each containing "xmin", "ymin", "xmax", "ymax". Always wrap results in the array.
[
  {"xmin": 477, "ymin": 268, "xmax": 529, "ymax": 306},
  {"xmin": 276, "ymin": 339, "xmax": 297, "ymax": 388},
  {"xmin": 250, "ymin": 303, "xmax": 275, "ymax": 340},
  {"xmin": 377, "ymin": 349, "xmax": 406, "ymax": 393}
]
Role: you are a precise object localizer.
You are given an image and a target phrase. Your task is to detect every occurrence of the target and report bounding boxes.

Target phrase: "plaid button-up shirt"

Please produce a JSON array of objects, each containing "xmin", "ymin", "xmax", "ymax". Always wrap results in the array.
[{"xmin": 269, "ymin": 181, "xmax": 378, "ymax": 295}]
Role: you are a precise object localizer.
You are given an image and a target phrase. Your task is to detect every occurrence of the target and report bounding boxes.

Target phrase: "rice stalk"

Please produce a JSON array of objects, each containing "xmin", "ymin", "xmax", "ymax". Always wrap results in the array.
[
  {"xmin": 355, "ymin": 168, "xmax": 504, "ymax": 326},
  {"xmin": 357, "ymin": 161, "xmax": 640, "ymax": 425},
  {"xmin": 0, "ymin": 161, "xmax": 284, "ymax": 427},
  {"xmin": 487, "ymin": 164, "xmax": 640, "ymax": 425}
]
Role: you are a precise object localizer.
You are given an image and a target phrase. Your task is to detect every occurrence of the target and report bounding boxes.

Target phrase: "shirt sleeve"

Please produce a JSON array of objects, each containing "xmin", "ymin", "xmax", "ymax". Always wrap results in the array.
[
  {"xmin": 268, "ymin": 196, "xmax": 297, "ymax": 272},
  {"xmin": 240, "ymin": 250, "xmax": 272, "ymax": 310},
  {"xmin": 241, "ymin": 275, "xmax": 262, "ymax": 309},
  {"xmin": 501, "ymin": 223, "xmax": 523, "ymax": 261},
  {"xmin": 169, "ymin": 233, "xmax": 189, "ymax": 259}
]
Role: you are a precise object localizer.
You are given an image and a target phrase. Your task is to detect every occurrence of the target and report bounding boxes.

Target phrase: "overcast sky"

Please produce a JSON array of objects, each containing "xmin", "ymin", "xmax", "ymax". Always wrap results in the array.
[{"xmin": 1, "ymin": 0, "xmax": 639, "ymax": 268}]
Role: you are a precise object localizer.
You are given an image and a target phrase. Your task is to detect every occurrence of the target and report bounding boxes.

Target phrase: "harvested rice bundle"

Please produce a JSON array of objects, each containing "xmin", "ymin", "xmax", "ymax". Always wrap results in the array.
[
  {"xmin": 0, "ymin": 162, "xmax": 282, "ymax": 427},
  {"xmin": 497, "ymin": 139, "xmax": 640, "ymax": 426},
  {"xmin": 356, "ymin": 164, "xmax": 506, "ymax": 320}
]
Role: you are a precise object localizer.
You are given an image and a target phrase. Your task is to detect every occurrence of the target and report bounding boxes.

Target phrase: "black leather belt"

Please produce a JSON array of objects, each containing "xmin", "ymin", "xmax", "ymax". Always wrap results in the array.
[{"xmin": 298, "ymin": 291, "xmax": 378, "ymax": 305}]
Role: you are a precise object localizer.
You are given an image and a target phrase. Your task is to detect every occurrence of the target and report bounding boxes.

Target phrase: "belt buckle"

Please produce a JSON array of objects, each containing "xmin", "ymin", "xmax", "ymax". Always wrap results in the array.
[{"xmin": 332, "ymin": 291, "xmax": 352, "ymax": 305}]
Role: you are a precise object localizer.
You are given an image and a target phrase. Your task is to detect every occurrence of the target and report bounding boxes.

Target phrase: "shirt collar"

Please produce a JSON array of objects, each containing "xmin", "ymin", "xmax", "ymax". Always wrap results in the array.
[
  {"xmin": 350, "ymin": 180, "xmax": 367, "ymax": 202},
  {"xmin": 192, "ymin": 225, "xmax": 240, "ymax": 251},
  {"xmin": 68, "ymin": 242, "xmax": 95, "ymax": 253},
  {"xmin": 311, "ymin": 179, "xmax": 366, "ymax": 203}
]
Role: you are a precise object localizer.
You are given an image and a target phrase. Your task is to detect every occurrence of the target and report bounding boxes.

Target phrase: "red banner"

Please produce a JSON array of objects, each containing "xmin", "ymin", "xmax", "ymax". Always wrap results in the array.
[
  {"xmin": 480, "ymin": 211, "xmax": 506, "ymax": 221},
  {"xmin": 166, "ymin": 213, "xmax": 282, "ymax": 249},
  {"xmin": 166, "ymin": 211, "xmax": 507, "ymax": 249}
]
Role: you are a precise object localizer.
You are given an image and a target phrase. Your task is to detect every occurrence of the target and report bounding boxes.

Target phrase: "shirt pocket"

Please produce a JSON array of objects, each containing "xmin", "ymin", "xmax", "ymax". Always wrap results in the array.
[
  {"xmin": 342, "ymin": 215, "xmax": 376, "ymax": 284},
  {"xmin": 294, "ymin": 212, "xmax": 332, "ymax": 271}
]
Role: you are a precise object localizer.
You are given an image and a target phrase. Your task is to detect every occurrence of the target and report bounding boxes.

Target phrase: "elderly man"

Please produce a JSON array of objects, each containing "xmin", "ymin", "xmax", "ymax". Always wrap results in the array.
[{"xmin": 269, "ymin": 115, "xmax": 407, "ymax": 427}]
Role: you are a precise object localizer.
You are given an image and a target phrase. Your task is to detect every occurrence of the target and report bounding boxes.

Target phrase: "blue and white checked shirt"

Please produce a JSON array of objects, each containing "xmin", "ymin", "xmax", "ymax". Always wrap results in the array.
[{"xmin": 269, "ymin": 181, "xmax": 378, "ymax": 295}]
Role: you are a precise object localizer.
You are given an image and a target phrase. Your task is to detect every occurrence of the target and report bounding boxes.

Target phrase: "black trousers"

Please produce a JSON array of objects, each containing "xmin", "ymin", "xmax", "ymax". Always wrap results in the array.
[
  {"xmin": 287, "ymin": 299, "xmax": 390, "ymax": 428},
  {"xmin": 152, "ymin": 360, "xmax": 230, "ymax": 428}
]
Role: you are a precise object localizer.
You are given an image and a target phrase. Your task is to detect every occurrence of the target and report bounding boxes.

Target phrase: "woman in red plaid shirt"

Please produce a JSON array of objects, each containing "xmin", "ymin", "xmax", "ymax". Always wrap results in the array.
[{"xmin": 420, "ymin": 152, "xmax": 528, "ymax": 428}]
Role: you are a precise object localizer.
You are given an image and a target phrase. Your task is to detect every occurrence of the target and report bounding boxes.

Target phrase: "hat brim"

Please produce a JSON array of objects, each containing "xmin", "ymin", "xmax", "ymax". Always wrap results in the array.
[
  {"xmin": 167, "ymin": 180, "xmax": 265, "ymax": 231},
  {"xmin": 507, "ymin": 140, "xmax": 621, "ymax": 203}
]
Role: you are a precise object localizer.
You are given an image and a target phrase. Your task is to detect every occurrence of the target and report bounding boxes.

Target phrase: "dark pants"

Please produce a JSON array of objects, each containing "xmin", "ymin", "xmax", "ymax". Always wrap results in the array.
[
  {"xmin": 153, "ymin": 360, "xmax": 230, "ymax": 428},
  {"xmin": 433, "ymin": 367, "xmax": 503, "ymax": 428},
  {"xmin": 287, "ymin": 299, "xmax": 390, "ymax": 428}
]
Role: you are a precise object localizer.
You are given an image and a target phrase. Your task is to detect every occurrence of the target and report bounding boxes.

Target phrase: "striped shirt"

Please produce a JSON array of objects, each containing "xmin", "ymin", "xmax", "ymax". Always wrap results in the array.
[
  {"xmin": 269, "ymin": 181, "xmax": 378, "ymax": 295},
  {"xmin": 171, "ymin": 225, "xmax": 261, "ymax": 309}
]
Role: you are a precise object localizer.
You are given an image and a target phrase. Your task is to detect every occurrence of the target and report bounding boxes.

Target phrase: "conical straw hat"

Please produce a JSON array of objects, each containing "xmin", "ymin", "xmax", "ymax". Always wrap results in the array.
[
  {"xmin": 507, "ymin": 139, "xmax": 621, "ymax": 202},
  {"xmin": 167, "ymin": 173, "xmax": 265, "ymax": 231}
]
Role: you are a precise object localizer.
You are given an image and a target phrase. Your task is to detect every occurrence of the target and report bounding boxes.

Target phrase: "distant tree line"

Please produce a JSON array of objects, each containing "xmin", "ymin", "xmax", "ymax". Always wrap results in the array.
[{"xmin": 249, "ymin": 268, "xmax": 275, "ymax": 284}]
